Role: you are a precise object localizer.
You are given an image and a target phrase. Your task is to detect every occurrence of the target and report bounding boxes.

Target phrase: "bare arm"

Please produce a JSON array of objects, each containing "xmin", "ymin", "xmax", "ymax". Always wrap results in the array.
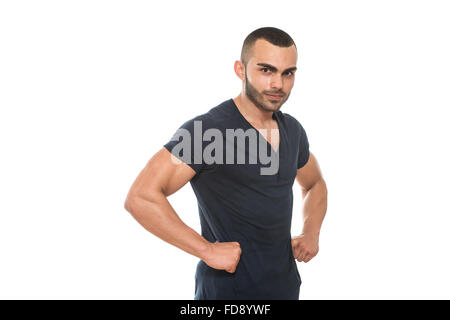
[
  {"xmin": 291, "ymin": 152, "xmax": 328, "ymax": 263},
  {"xmin": 124, "ymin": 147, "xmax": 241, "ymax": 272},
  {"xmin": 296, "ymin": 152, "xmax": 328, "ymax": 236}
]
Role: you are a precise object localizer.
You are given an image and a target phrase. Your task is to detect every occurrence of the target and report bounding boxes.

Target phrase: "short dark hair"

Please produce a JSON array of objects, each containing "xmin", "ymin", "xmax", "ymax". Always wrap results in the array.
[{"xmin": 240, "ymin": 27, "xmax": 296, "ymax": 67}]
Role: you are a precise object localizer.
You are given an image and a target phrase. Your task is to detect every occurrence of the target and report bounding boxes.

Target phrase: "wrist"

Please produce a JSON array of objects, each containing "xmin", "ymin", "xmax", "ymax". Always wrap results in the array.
[
  {"xmin": 302, "ymin": 222, "xmax": 321, "ymax": 236},
  {"xmin": 300, "ymin": 228, "xmax": 320, "ymax": 237},
  {"xmin": 197, "ymin": 240, "xmax": 214, "ymax": 262}
]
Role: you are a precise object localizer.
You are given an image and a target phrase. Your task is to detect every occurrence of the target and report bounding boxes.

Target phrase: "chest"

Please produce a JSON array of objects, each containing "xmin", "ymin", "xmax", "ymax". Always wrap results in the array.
[{"xmin": 247, "ymin": 119, "xmax": 280, "ymax": 153}]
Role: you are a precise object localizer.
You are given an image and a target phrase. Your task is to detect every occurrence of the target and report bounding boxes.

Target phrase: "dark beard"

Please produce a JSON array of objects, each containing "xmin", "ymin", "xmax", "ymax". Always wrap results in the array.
[{"xmin": 244, "ymin": 70, "xmax": 289, "ymax": 113}]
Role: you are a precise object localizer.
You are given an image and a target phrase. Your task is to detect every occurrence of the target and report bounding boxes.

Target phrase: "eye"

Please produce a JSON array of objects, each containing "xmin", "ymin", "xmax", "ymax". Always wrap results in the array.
[
  {"xmin": 284, "ymin": 71, "xmax": 294, "ymax": 76},
  {"xmin": 261, "ymin": 67, "xmax": 270, "ymax": 73}
]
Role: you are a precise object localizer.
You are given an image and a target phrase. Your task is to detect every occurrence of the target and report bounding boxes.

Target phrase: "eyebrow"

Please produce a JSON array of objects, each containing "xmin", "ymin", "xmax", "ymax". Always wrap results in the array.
[{"xmin": 256, "ymin": 63, "xmax": 297, "ymax": 73}]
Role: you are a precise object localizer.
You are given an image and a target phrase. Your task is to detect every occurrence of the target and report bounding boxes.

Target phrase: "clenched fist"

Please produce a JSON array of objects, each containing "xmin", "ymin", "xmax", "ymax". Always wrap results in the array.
[
  {"xmin": 291, "ymin": 233, "xmax": 319, "ymax": 263},
  {"xmin": 203, "ymin": 241, "xmax": 242, "ymax": 273}
]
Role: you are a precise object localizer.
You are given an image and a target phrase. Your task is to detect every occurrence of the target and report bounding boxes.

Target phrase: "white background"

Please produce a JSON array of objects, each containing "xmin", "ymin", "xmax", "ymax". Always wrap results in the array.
[{"xmin": 1, "ymin": 0, "xmax": 449, "ymax": 299}]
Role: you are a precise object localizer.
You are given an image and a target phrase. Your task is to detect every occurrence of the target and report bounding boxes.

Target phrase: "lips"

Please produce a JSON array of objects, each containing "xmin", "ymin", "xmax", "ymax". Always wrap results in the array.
[{"xmin": 266, "ymin": 94, "xmax": 283, "ymax": 99}]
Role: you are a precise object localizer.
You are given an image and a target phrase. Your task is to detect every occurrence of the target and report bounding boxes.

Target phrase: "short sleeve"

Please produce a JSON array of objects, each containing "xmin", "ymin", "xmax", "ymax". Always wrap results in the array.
[
  {"xmin": 163, "ymin": 114, "xmax": 210, "ymax": 174},
  {"xmin": 297, "ymin": 122, "xmax": 310, "ymax": 169}
]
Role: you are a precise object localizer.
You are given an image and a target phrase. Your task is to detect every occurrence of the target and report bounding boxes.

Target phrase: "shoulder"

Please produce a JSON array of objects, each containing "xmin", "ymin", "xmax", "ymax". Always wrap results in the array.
[
  {"xmin": 279, "ymin": 111, "xmax": 307, "ymax": 136},
  {"xmin": 180, "ymin": 98, "xmax": 239, "ymax": 132}
]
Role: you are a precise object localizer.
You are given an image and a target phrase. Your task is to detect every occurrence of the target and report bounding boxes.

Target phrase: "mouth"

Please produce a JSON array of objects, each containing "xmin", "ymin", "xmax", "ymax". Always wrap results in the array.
[{"xmin": 265, "ymin": 93, "xmax": 284, "ymax": 100}]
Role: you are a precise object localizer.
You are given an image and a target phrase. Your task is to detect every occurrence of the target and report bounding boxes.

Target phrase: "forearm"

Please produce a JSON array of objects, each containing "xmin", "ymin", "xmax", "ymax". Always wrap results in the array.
[
  {"xmin": 125, "ymin": 192, "xmax": 211, "ymax": 261},
  {"xmin": 301, "ymin": 178, "xmax": 328, "ymax": 235}
]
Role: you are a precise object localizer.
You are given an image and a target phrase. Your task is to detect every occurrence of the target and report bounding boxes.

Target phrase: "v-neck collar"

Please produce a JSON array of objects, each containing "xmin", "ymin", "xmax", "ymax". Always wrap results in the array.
[{"xmin": 229, "ymin": 98, "xmax": 282, "ymax": 155}]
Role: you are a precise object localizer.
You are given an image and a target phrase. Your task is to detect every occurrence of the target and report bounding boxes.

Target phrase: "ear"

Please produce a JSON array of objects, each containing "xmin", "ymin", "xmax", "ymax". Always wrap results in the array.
[{"xmin": 233, "ymin": 60, "xmax": 245, "ymax": 80}]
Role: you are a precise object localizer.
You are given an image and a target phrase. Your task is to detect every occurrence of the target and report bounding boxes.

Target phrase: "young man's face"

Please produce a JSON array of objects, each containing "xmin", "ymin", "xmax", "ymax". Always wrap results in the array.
[{"xmin": 243, "ymin": 39, "xmax": 298, "ymax": 113}]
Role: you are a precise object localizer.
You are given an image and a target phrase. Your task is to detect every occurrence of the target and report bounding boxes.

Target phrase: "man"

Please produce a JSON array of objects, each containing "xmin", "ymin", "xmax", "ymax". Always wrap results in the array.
[{"xmin": 124, "ymin": 27, "xmax": 328, "ymax": 300}]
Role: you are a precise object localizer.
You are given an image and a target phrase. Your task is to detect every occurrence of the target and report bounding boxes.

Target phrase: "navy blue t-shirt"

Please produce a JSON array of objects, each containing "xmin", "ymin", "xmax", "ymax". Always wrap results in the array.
[{"xmin": 163, "ymin": 98, "xmax": 310, "ymax": 300}]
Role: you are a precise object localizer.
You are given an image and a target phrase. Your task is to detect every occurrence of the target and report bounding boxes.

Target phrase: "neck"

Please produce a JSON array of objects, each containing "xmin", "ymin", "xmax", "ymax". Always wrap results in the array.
[{"xmin": 233, "ymin": 93, "xmax": 274, "ymax": 126}]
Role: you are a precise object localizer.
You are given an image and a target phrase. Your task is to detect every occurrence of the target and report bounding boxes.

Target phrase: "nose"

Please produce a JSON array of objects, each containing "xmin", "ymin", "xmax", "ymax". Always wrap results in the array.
[{"xmin": 270, "ymin": 74, "xmax": 283, "ymax": 90}]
